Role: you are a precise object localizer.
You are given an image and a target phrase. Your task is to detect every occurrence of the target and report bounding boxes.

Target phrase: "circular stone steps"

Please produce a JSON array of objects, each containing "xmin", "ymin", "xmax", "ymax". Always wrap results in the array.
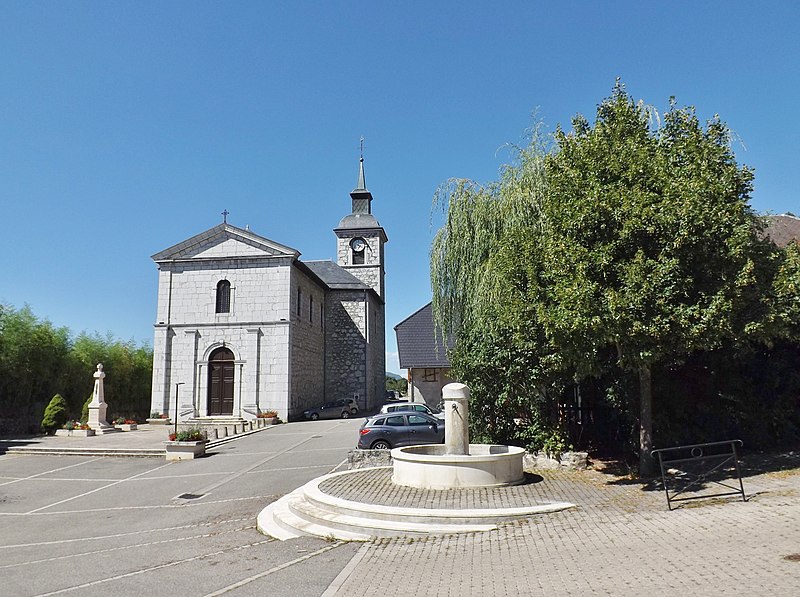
[{"xmin": 257, "ymin": 468, "xmax": 575, "ymax": 542}]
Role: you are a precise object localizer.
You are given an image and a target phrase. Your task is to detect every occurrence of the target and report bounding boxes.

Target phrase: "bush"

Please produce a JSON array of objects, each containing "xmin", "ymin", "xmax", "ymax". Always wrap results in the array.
[
  {"xmin": 80, "ymin": 393, "xmax": 92, "ymax": 423},
  {"xmin": 41, "ymin": 394, "xmax": 68, "ymax": 434}
]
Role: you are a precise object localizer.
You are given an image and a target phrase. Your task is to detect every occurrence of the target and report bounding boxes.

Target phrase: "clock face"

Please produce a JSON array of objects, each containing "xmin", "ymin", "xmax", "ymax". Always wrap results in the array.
[{"xmin": 350, "ymin": 238, "xmax": 366, "ymax": 252}]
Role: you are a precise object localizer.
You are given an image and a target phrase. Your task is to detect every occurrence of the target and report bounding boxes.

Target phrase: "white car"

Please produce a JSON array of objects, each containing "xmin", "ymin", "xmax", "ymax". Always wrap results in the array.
[{"xmin": 379, "ymin": 401, "xmax": 445, "ymax": 420}]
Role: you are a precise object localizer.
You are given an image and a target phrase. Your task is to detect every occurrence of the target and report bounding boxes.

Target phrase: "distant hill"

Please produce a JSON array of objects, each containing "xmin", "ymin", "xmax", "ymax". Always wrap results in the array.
[{"xmin": 385, "ymin": 371, "xmax": 402, "ymax": 380}]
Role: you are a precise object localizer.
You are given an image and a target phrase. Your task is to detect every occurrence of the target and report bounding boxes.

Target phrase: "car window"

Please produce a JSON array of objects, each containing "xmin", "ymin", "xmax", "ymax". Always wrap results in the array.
[
  {"xmin": 385, "ymin": 416, "xmax": 405, "ymax": 427},
  {"xmin": 372, "ymin": 418, "xmax": 386, "ymax": 426},
  {"xmin": 408, "ymin": 414, "xmax": 431, "ymax": 426},
  {"xmin": 413, "ymin": 405, "xmax": 427, "ymax": 412}
]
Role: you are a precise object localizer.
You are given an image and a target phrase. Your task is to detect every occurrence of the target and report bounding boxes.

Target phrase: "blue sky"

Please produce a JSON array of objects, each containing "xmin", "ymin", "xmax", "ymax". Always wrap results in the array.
[{"xmin": 1, "ymin": 2, "xmax": 797, "ymax": 374}]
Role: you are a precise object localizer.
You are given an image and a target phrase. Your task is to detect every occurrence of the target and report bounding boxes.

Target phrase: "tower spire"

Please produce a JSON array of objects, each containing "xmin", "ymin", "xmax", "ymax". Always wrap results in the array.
[
  {"xmin": 355, "ymin": 136, "xmax": 367, "ymax": 191},
  {"xmin": 350, "ymin": 137, "xmax": 372, "ymax": 214}
]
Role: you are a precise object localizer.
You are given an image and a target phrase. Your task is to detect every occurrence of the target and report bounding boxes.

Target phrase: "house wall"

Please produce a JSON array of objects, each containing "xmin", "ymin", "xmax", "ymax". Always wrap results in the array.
[{"xmin": 408, "ymin": 367, "xmax": 454, "ymax": 407}]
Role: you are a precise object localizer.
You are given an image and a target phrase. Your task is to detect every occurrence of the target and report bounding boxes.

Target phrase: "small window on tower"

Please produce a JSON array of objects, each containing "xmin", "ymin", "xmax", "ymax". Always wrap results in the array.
[
  {"xmin": 309, "ymin": 295, "xmax": 313, "ymax": 323},
  {"xmin": 216, "ymin": 280, "xmax": 231, "ymax": 313},
  {"xmin": 297, "ymin": 288, "xmax": 302, "ymax": 316},
  {"xmin": 350, "ymin": 237, "xmax": 366, "ymax": 265}
]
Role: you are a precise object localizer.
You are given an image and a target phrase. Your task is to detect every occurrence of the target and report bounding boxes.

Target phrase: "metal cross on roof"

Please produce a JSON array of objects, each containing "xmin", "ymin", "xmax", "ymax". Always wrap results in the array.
[{"xmin": 222, "ymin": 209, "xmax": 230, "ymax": 223}]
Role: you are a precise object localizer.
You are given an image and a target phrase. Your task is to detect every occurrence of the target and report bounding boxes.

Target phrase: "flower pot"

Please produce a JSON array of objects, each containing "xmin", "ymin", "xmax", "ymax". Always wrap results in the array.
[
  {"xmin": 164, "ymin": 440, "xmax": 206, "ymax": 461},
  {"xmin": 147, "ymin": 418, "xmax": 172, "ymax": 425},
  {"xmin": 114, "ymin": 424, "xmax": 138, "ymax": 431},
  {"xmin": 55, "ymin": 428, "xmax": 95, "ymax": 437}
]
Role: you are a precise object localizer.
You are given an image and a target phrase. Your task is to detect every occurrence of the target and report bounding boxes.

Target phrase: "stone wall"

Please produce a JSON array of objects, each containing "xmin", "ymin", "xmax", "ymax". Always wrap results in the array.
[
  {"xmin": 288, "ymin": 267, "xmax": 326, "ymax": 419},
  {"xmin": 324, "ymin": 290, "xmax": 367, "ymax": 407},
  {"xmin": 336, "ymin": 232, "xmax": 385, "ymax": 298}
]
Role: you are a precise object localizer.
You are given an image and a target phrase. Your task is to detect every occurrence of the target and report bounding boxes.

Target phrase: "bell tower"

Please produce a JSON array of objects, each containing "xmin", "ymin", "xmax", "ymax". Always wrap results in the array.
[{"xmin": 334, "ymin": 149, "xmax": 388, "ymax": 298}]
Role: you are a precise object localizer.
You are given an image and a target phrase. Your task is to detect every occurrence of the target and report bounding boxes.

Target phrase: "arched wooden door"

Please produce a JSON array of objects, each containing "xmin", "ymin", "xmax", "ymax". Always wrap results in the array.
[{"xmin": 208, "ymin": 347, "xmax": 235, "ymax": 416}]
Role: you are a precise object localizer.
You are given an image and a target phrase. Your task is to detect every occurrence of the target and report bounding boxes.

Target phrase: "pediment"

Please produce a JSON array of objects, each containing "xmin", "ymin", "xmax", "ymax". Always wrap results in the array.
[{"xmin": 152, "ymin": 224, "xmax": 300, "ymax": 262}]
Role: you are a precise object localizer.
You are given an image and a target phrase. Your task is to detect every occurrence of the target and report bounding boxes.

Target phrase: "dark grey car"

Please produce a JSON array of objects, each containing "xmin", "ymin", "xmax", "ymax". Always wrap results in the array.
[
  {"xmin": 303, "ymin": 401, "xmax": 352, "ymax": 420},
  {"xmin": 357, "ymin": 412, "xmax": 445, "ymax": 450}
]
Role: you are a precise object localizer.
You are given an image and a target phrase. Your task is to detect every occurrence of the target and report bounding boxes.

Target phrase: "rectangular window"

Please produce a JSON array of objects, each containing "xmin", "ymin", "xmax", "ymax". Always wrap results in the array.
[
  {"xmin": 297, "ymin": 288, "xmax": 302, "ymax": 317},
  {"xmin": 309, "ymin": 295, "xmax": 313, "ymax": 323},
  {"xmin": 423, "ymin": 369, "xmax": 438, "ymax": 383}
]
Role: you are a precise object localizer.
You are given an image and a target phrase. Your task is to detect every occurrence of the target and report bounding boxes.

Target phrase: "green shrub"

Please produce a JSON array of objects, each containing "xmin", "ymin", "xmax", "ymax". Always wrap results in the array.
[
  {"xmin": 80, "ymin": 393, "xmax": 92, "ymax": 423},
  {"xmin": 41, "ymin": 394, "xmax": 68, "ymax": 434}
]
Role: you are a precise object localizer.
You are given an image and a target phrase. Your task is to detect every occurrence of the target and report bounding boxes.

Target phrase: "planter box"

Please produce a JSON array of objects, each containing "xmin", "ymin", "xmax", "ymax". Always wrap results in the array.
[
  {"xmin": 164, "ymin": 440, "xmax": 206, "ymax": 461},
  {"xmin": 147, "ymin": 418, "xmax": 172, "ymax": 425},
  {"xmin": 257, "ymin": 417, "xmax": 279, "ymax": 425},
  {"xmin": 114, "ymin": 424, "xmax": 138, "ymax": 431},
  {"xmin": 55, "ymin": 428, "xmax": 95, "ymax": 437}
]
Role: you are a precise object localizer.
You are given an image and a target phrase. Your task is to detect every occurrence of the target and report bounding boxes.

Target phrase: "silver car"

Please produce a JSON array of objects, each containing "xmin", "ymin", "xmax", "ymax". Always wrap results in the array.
[
  {"xmin": 379, "ymin": 401, "xmax": 445, "ymax": 420},
  {"xmin": 357, "ymin": 412, "xmax": 445, "ymax": 450}
]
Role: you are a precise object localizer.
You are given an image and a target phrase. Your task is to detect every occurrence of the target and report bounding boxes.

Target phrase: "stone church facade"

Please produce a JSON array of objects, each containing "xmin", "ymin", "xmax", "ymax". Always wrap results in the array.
[{"xmin": 149, "ymin": 159, "xmax": 387, "ymax": 422}]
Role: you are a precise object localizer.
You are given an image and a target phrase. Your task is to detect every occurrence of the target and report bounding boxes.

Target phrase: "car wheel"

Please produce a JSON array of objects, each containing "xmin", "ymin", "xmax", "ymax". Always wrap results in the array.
[
  {"xmin": 341, "ymin": 411, "xmax": 350, "ymax": 419},
  {"xmin": 310, "ymin": 413, "xmax": 319, "ymax": 421},
  {"xmin": 350, "ymin": 408, "xmax": 358, "ymax": 415},
  {"xmin": 371, "ymin": 440, "xmax": 391, "ymax": 450}
]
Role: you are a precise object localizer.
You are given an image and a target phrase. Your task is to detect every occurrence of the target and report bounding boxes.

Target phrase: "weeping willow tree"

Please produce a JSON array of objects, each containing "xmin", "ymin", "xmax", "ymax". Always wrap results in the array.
[{"xmin": 430, "ymin": 131, "xmax": 572, "ymax": 454}]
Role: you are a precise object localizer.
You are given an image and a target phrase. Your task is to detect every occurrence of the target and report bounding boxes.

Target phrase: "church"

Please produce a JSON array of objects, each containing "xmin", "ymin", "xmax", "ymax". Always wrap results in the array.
[{"xmin": 149, "ymin": 158, "xmax": 387, "ymax": 423}]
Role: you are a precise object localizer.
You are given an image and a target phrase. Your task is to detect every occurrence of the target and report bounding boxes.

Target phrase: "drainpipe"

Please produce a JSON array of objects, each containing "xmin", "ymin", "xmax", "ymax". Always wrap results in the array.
[{"xmin": 363, "ymin": 290, "xmax": 369, "ymax": 411}]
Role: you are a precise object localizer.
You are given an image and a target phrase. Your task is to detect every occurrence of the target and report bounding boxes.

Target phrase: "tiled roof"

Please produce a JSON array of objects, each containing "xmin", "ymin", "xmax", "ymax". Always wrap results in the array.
[
  {"xmin": 394, "ymin": 303, "xmax": 452, "ymax": 369},
  {"xmin": 304, "ymin": 261, "xmax": 371, "ymax": 290},
  {"xmin": 763, "ymin": 214, "xmax": 800, "ymax": 248}
]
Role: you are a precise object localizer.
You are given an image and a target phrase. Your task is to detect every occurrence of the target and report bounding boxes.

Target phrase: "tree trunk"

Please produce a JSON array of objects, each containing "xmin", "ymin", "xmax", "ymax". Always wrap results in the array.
[{"xmin": 638, "ymin": 363, "xmax": 655, "ymax": 477}]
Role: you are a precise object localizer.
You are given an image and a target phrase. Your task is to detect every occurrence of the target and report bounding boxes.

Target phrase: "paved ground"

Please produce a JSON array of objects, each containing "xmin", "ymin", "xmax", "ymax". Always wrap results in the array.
[
  {"xmin": 1, "ymin": 424, "xmax": 799, "ymax": 596},
  {"xmin": 325, "ymin": 453, "xmax": 800, "ymax": 596},
  {"xmin": 0, "ymin": 420, "xmax": 364, "ymax": 597}
]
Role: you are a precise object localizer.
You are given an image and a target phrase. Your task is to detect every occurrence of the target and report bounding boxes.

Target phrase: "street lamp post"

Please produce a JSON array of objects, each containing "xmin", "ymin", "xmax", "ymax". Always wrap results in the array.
[{"xmin": 174, "ymin": 382, "xmax": 185, "ymax": 438}]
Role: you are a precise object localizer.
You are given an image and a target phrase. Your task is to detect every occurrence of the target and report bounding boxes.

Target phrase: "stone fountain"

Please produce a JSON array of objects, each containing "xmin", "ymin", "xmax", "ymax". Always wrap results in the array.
[
  {"xmin": 257, "ymin": 382, "xmax": 572, "ymax": 541},
  {"xmin": 391, "ymin": 383, "xmax": 526, "ymax": 489}
]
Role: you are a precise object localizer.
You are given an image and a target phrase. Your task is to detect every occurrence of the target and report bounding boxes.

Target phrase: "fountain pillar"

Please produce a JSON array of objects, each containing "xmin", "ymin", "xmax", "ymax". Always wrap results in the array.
[{"xmin": 443, "ymin": 382, "xmax": 469, "ymax": 455}]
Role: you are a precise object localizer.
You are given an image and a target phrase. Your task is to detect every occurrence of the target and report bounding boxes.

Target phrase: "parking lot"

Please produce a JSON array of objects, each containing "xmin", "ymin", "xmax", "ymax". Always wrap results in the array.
[{"xmin": 0, "ymin": 419, "xmax": 364, "ymax": 597}]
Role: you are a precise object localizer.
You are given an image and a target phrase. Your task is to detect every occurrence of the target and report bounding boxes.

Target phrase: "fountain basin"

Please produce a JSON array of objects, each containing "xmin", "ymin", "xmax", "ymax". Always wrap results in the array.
[{"xmin": 392, "ymin": 444, "xmax": 525, "ymax": 489}]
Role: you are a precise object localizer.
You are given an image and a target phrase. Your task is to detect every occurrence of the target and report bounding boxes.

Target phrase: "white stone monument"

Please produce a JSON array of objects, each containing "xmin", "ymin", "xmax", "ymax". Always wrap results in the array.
[{"xmin": 87, "ymin": 363, "xmax": 119, "ymax": 434}]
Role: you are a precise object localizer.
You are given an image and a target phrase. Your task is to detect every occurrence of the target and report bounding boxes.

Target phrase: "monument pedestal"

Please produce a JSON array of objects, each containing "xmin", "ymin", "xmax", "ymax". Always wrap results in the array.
[{"xmin": 87, "ymin": 363, "xmax": 121, "ymax": 434}]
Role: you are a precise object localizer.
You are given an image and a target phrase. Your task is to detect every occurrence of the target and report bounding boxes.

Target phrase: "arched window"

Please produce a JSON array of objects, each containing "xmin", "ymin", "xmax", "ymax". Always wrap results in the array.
[{"xmin": 216, "ymin": 280, "xmax": 231, "ymax": 313}]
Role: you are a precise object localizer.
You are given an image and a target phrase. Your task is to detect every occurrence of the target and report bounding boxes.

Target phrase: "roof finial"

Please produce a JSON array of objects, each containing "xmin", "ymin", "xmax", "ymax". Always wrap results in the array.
[
  {"xmin": 222, "ymin": 209, "xmax": 229, "ymax": 224},
  {"xmin": 356, "ymin": 137, "xmax": 367, "ymax": 191}
]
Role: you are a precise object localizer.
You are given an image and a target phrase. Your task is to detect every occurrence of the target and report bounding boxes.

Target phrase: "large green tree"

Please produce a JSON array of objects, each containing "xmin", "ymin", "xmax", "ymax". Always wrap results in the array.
[
  {"xmin": 541, "ymin": 83, "xmax": 779, "ymax": 474},
  {"xmin": 431, "ymin": 84, "xmax": 792, "ymax": 474}
]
